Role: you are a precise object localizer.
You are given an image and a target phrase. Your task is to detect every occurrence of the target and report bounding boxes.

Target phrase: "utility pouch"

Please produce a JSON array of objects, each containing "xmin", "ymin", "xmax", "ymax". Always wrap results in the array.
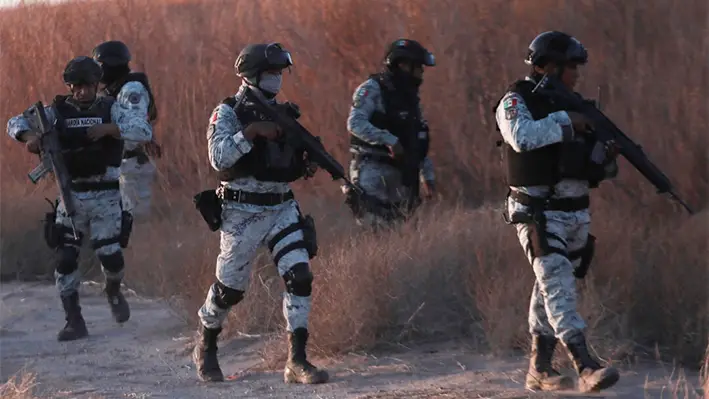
[
  {"xmin": 572, "ymin": 234, "xmax": 596, "ymax": 279},
  {"xmin": 43, "ymin": 199, "xmax": 61, "ymax": 249},
  {"xmin": 299, "ymin": 214, "xmax": 318, "ymax": 259},
  {"xmin": 194, "ymin": 189, "xmax": 222, "ymax": 231}
]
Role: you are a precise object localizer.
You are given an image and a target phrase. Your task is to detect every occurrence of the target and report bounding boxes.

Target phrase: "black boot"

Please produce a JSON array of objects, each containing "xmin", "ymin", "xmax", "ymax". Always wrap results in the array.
[
  {"xmin": 284, "ymin": 328, "xmax": 329, "ymax": 384},
  {"xmin": 525, "ymin": 334, "xmax": 574, "ymax": 391},
  {"xmin": 564, "ymin": 333, "xmax": 620, "ymax": 392},
  {"xmin": 192, "ymin": 325, "xmax": 224, "ymax": 382},
  {"xmin": 105, "ymin": 279, "xmax": 130, "ymax": 323},
  {"xmin": 57, "ymin": 292, "xmax": 88, "ymax": 341}
]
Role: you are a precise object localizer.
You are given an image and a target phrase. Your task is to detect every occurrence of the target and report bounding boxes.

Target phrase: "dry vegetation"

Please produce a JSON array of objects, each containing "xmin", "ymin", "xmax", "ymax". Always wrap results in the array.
[{"xmin": 1, "ymin": 0, "xmax": 707, "ymax": 387}]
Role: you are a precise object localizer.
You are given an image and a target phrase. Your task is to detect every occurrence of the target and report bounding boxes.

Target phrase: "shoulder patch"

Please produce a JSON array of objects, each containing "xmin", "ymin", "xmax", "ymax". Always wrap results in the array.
[
  {"xmin": 502, "ymin": 97, "xmax": 518, "ymax": 109},
  {"xmin": 353, "ymin": 87, "xmax": 369, "ymax": 108},
  {"xmin": 209, "ymin": 109, "xmax": 219, "ymax": 125}
]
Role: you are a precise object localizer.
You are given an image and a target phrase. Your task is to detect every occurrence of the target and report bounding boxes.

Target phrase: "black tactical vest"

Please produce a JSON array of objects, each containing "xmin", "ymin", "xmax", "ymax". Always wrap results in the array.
[
  {"xmin": 350, "ymin": 73, "xmax": 430, "ymax": 162},
  {"xmin": 53, "ymin": 95, "xmax": 123, "ymax": 179},
  {"xmin": 494, "ymin": 79, "xmax": 606, "ymax": 187},
  {"xmin": 216, "ymin": 95, "xmax": 307, "ymax": 183},
  {"xmin": 104, "ymin": 72, "xmax": 158, "ymax": 122}
]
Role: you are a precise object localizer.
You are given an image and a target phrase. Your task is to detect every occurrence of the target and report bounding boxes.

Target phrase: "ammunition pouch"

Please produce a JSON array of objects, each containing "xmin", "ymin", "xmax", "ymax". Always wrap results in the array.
[
  {"xmin": 267, "ymin": 212, "xmax": 318, "ymax": 263},
  {"xmin": 570, "ymin": 234, "xmax": 596, "ymax": 279},
  {"xmin": 43, "ymin": 199, "xmax": 61, "ymax": 250},
  {"xmin": 119, "ymin": 210, "xmax": 133, "ymax": 248},
  {"xmin": 193, "ymin": 189, "xmax": 222, "ymax": 231}
]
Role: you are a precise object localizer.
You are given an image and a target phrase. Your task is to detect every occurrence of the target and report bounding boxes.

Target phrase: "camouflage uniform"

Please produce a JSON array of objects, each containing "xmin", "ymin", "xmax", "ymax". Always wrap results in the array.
[
  {"xmin": 495, "ymin": 30, "xmax": 620, "ymax": 394},
  {"xmin": 345, "ymin": 39, "xmax": 436, "ymax": 229},
  {"xmin": 93, "ymin": 40, "xmax": 159, "ymax": 222},
  {"xmin": 192, "ymin": 42, "xmax": 328, "ymax": 386},
  {"xmin": 346, "ymin": 77, "xmax": 435, "ymax": 227},
  {"xmin": 7, "ymin": 60, "xmax": 152, "ymax": 341}
]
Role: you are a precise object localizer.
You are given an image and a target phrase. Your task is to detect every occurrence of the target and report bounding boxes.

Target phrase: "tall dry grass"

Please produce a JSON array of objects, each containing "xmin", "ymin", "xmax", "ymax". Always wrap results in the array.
[{"xmin": 0, "ymin": 0, "xmax": 707, "ymax": 371}]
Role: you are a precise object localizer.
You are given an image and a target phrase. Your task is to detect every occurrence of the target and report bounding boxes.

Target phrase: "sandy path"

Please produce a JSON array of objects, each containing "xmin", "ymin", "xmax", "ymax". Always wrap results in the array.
[{"xmin": 0, "ymin": 282, "xmax": 704, "ymax": 399}]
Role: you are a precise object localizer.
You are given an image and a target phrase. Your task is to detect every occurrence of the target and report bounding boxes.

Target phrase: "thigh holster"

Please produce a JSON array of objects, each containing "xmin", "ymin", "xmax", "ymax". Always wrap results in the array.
[
  {"xmin": 570, "ymin": 234, "xmax": 596, "ymax": 279},
  {"xmin": 268, "ymin": 212, "xmax": 318, "ymax": 264}
]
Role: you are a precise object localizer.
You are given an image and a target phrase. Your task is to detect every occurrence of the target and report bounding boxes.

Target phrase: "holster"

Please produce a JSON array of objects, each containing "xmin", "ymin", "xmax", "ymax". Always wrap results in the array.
[
  {"xmin": 43, "ymin": 199, "xmax": 61, "ymax": 250},
  {"xmin": 193, "ymin": 189, "xmax": 222, "ymax": 231},
  {"xmin": 119, "ymin": 210, "xmax": 133, "ymax": 248},
  {"xmin": 299, "ymin": 213, "xmax": 318, "ymax": 259},
  {"xmin": 571, "ymin": 234, "xmax": 596, "ymax": 279},
  {"xmin": 504, "ymin": 197, "xmax": 560, "ymax": 259}
]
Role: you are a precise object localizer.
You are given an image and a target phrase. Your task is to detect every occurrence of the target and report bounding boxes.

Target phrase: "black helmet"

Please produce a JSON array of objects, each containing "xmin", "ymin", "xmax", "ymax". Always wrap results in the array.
[
  {"xmin": 234, "ymin": 42, "xmax": 293, "ymax": 80},
  {"xmin": 384, "ymin": 39, "xmax": 435, "ymax": 68},
  {"xmin": 525, "ymin": 31, "xmax": 588, "ymax": 67},
  {"xmin": 92, "ymin": 40, "xmax": 131, "ymax": 67},
  {"xmin": 63, "ymin": 56, "xmax": 103, "ymax": 85}
]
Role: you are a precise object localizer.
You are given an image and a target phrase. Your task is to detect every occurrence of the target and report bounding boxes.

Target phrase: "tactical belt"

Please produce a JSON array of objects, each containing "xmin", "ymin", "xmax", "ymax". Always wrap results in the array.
[
  {"xmin": 71, "ymin": 181, "xmax": 120, "ymax": 192},
  {"xmin": 218, "ymin": 188, "xmax": 294, "ymax": 206},
  {"xmin": 509, "ymin": 190, "xmax": 589, "ymax": 211},
  {"xmin": 354, "ymin": 153, "xmax": 398, "ymax": 168}
]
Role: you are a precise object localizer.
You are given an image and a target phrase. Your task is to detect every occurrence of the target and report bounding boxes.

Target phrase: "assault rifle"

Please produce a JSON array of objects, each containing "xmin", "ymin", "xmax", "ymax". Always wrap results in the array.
[
  {"xmin": 532, "ymin": 74, "xmax": 694, "ymax": 214},
  {"xmin": 244, "ymin": 86, "xmax": 367, "ymax": 199},
  {"xmin": 23, "ymin": 102, "xmax": 79, "ymax": 238}
]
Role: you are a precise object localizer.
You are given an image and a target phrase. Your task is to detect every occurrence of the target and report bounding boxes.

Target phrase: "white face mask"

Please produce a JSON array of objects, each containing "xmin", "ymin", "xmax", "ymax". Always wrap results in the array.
[{"xmin": 258, "ymin": 73, "xmax": 282, "ymax": 95}]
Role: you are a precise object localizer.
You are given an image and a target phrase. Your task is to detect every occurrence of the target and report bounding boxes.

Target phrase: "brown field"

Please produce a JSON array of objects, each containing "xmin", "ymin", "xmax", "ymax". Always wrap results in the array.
[{"xmin": 1, "ymin": 0, "xmax": 708, "ymax": 397}]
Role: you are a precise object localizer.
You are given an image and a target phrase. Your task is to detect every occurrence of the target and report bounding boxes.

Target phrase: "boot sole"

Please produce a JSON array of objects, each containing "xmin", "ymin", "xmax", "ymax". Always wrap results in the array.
[
  {"xmin": 284, "ymin": 369, "xmax": 329, "ymax": 384},
  {"xmin": 581, "ymin": 371, "xmax": 620, "ymax": 392}
]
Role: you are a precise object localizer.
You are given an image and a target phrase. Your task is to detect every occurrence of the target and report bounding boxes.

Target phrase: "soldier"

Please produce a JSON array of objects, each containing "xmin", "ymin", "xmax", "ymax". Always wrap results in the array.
[
  {"xmin": 6, "ymin": 56, "xmax": 153, "ymax": 341},
  {"xmin": 92, "ymin": 40, "xmax": 160, "ymax": 221},
  {"xmin": 192, "ymin": 42, "xmax": 328, "ymax": 385},
  {"xmin": 494, "ymin": 31, "xmax": 620, "ymax": 393},
  {"xmin": 344, "ymin": 39, "xmax": 436, "ymax": 228}
]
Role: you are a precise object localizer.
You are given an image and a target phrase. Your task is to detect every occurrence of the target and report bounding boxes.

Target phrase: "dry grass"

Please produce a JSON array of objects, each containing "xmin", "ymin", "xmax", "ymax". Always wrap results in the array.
[
  {"xmin": 0, "ymin": 372, "xmax": 38, "ymax": 399},
  {"xmin": 0, "ymin": 0, "xmax": 707, "ymax": 374}
]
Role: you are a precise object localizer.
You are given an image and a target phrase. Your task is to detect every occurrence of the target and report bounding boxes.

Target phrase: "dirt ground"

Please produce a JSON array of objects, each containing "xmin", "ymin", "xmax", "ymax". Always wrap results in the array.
[{"xmin": 0, "ymin": 282, "xmax": 704, "ymax": 399}]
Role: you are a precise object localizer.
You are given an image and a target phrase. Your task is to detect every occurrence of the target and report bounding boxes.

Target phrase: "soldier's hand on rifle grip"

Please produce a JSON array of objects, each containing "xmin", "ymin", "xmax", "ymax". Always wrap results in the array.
[
  {"xmin": 567, "ymin": 112, "xmax": 593, "ymax": 135},
  {"xmin": 388, "ymin": 141, "xmax": 405, "ymax": 158},
  {"xmin": 26, "ymin": 137, "xmax": 41, "ymax": 154},
  {"xmin": 604, "ymin": 139, "xmax": 621, "ymax": 159},
  {"xmin": 244, "ymin": 121, "xmax": 282, "ymax": 141}
]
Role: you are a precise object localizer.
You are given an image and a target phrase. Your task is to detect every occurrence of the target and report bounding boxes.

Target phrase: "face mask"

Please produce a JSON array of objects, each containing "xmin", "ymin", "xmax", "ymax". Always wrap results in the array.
[{"xmin": 258, "ymin": 73, "xmax": 282, "ymax": 96}]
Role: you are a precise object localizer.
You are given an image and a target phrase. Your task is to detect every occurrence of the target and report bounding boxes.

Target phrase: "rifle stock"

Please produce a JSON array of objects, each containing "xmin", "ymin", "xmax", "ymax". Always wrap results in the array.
[
  {"xmin": 533, "ymin": 75, "xmax": 693, "ymax": 214},
  {"xmin": 23, "ymin": 102, "xmax": 79, "ymax": 237}
]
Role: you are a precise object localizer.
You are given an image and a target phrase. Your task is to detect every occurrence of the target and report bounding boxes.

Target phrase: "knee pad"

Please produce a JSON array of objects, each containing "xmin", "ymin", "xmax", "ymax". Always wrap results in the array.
[
  {"xmin": 56, "ymin": 247, "xmax": 79, "ymax": 275},
  {"xmin": 282, "ymin": 262, "xmax": 313, "ymax": 297},
  {"xmin": 212, "ymin": 281, "xmax": 244, "ymax": 309},
  {"xmin": 97, "ymin": 252, "xmax": 125, "ymax": 274}
]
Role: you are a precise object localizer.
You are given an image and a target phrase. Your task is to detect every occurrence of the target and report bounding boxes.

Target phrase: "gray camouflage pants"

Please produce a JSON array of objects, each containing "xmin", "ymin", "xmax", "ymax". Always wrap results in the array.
[
  {"xmin": 55, "ymin": 189, "xmax": 124, "ymax": 298},
  {"xmin": 349, "ymin": 157, "xmax": 412, "ymax": 228},
  {"xmin": 119, "ymin": 157, "xmax": 156, "ymax": 221},
  {"xmin": 509, "ymin": 199, "xmax": 589, "ymax": 343},
  {"xmin": 198, "ymin": 199, "xmax": 312, "ymax": 332}
]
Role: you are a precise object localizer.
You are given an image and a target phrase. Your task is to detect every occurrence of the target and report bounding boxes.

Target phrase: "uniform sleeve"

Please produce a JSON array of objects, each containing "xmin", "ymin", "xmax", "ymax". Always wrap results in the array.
[
  {"xmin": 495, "ymin": 91, "xmax": 574, "ymax": 152},
  {"xmin": 6, "ymin": 105, "xmax": 57, "ymax": 142},
  {"xmin": 346, "ymin": 79, "xmax": 399, "ymax": 146},
  {"xmin": 111, "ymin": 81, "xmax": 153, "ymax": 143},
  {"xmin": 207, "ymin": 104, "xmax": 253, "ymax": 171},
  {"xmin": 419, "ymin": 156, "xmax": 435, "ymax": 182}
]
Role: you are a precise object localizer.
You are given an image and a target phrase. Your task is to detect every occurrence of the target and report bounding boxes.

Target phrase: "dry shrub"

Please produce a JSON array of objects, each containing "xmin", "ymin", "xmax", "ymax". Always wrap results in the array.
[
  {"xmin": 0, "ymin": 372, "xmax": 38, "ymax": 399},
  {"xmin": 0, "ymin": 0, "xmax": 707, "ymax": 369}
]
